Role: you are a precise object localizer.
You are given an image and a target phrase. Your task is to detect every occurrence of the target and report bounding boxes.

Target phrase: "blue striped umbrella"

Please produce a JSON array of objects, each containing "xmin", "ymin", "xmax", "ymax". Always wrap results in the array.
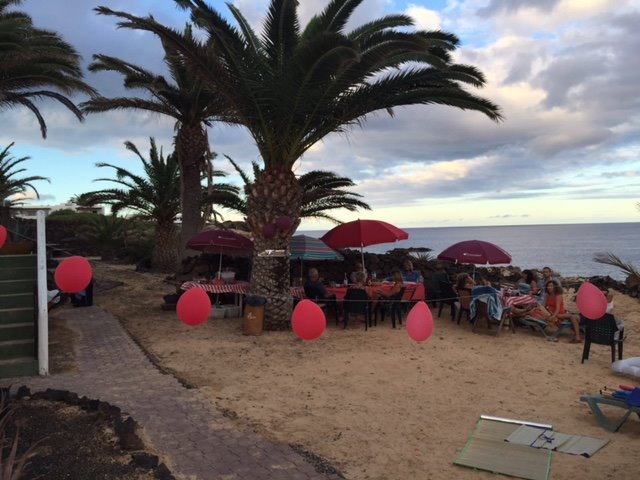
[
  {"xmin": 290, "ymin": 235, "xmax": 343, "ymax": 284},
  {"xmin": 289, "ymin": 235, "xmax": 343, "ymax": 261}
]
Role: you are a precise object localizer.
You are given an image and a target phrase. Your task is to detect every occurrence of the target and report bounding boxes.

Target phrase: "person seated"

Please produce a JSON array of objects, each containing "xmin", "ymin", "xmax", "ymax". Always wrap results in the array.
[
  {"xmin": 350, "ymin": 271, "xmax": 368, "ymax": 291},
  {"xmin": 377, "ymin": 270, "xmax": 404, "ymax": 298},
  {"xmin": 304, "ymin": 268, "xmax": 335, "ymax": 301},
  {"xmin": 401, "ymin": 259, "xmax": 421, "ymax": 283},
  {"xmin": 532, "ymin": 280, "xmax": 581, "ymax": 343},
  {"xmin": 518, "ymin": 269, "xmax": 540, "ymax": 296},
  {"xmin": 603, "ymin": 288, "xmax": 624, "ymax": 329},
  {"xmin": 536, "ymin": 266, "xmax": 561, "ymax": 303},
  {"xmin": 453, "ymin": 273, "xmax": 474, "ymax": 295},
  {"xmin": 471, "ymin": 276, "xmax": 499, "ymax": 296},
  {"xmin": 304, "ymin": 268, "xmax": 338, "ymax": 322},
  {"xmin": 350, "ymin": 262, "xmax": 365, "ymax": 284}
]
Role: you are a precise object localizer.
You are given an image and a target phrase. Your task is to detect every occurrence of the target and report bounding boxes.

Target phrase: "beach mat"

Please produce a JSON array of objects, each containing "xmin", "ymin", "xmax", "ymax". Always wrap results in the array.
[
  {"xmin": 506, "ymin": 425, "xmax": 609, "ymax": 457},
  {"xmin": 454, "ymin": 416, "xmax": 552, "ymax": 480}
]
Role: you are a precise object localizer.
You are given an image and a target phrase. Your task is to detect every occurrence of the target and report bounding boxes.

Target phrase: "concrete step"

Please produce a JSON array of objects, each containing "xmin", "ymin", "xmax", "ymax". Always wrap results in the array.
[
  {"xmin": 0, "ymin": 339, "xmax": 35, "ymax": 360},
  {"xmin": 0, "ymin": 322, "xmax": 35, "ymax": 342},
  {"xmin": 0, "ymin": 279, "xmax": 36, "ymax": 295},
  {"xmin": 0, "ymin": 267, "xmax": 36, "ymax": 282},
  {"xmin": 0, "ymin": 357, "xmax": 39, "ymax": 379},
  {"xmin": 0, "ymin": 292, "xmax": 33, "ymax": 310},
  {"xmin": 0, "ymin": 307, "xmax": 34, "ymax": 324}
]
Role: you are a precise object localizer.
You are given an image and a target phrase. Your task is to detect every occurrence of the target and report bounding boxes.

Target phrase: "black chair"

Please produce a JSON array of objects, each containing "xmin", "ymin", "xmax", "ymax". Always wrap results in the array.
[
  {"xmin": 71, "ymin": 280, "xmax": 93, "ymax": 307},
  {"xmin": 437, "ymin": 281, "xmax": 457, "ymax": 320},
  {"xmin": 455, "ymin": 287, "xmax": 471, "ymax": 324},
  {"xmin": 426, "ymin": 272, "xmax": 447, "ymax": 307},
  {"xmin": 581, "ymin": 314, "xmax": 624, "ymax": 363},
  {"xmin": 343, "ymin": 288, "xmax": 371, "ymax": 330},
  {"xmin": 304, "ymin": 285, "xmax": 339, "ymax": 325},
  {"xmin": 374, "ymin": 287, "xmax": 406, "ymax": 329}
]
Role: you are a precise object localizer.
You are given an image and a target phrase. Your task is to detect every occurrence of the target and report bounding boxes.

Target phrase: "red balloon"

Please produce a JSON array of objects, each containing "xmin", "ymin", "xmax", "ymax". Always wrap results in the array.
[
  {"xmin": 54, "ymin": 256, "xmax": 93, "ymax": 293},
  {"xmin": 0, "ymin": 225, "xmax": 7, "ymax": 249},
  {"xmin": 275, "ymin": 216, "xmax": 293, "ymax": 231},
  {"xmin": 263, "ymin": 223, "xmax": 277, "ymax": 239},
  {"xmin": 576, "ymin": 282, "xmax": 607, "ymax": 320},
  {"xmin": 176, "ymin": 288, "xmax": 211, "ymax": 327},
  {"xmin": 406, "ymin": 301, "xmax": 434, "ymax": 343},
  {"xmin": 291, "ymin": 299, "xmax": 326, "ymax": 341}
]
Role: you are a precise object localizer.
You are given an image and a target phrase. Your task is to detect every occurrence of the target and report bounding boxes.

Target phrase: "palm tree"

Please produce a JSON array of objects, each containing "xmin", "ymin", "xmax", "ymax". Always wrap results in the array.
[
  {"xmin": 78, "ymin": 214, "xmax": 128, "ymax": 261},
  {"xmin": 81, "ymin": 138, "xmax": 242, "ymax": 271},
  {"xmin": 81, "ymin": 138, "xmax": 182, "ymax": 271},
  {"xmin": 0, "ymin": 142, "xmax": 50, "ymax": 206},
  {"xmin": 96, "ymin": 0, "xmax": 502, "ymax": 329},
  {"xmin": 80, "ymin": 25, "xmax": 235, "ymax": 265},
  {"xmin": 227, "ymin": 157, "xmax": 370, "ymax": 223},
  {"xmin": 0, "ymin": 0, "xmax": 95, "ymax": 138}
]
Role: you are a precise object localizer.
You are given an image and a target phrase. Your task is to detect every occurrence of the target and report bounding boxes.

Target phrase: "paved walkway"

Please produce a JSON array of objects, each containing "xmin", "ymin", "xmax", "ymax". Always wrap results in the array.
[{"xmin": 0, "ymin": 306, "xmax": 343, "ymax": 480}]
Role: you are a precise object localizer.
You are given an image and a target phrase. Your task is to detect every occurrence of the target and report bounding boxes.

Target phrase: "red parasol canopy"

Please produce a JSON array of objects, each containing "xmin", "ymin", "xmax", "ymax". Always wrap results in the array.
[
  {"xmin": 437, "ymin": 240, "xmax": 511, "ymax": 265},
  {"xmin": 186, "ymin": 229, "xmax": 253, "ymax": 278},
  {"xmin": 320, "ymin": 219, "xmax": 409, "ymax": 270},
  {"xmin": 186, "ymin": 229, "xmax": 253, "ymax": 254}
]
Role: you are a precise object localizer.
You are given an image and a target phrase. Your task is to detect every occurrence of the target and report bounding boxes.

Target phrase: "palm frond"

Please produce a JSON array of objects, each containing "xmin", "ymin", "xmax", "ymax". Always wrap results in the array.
[{"xmin": 593, "ymin": 252, "xmax": 640, "ymax": 280}]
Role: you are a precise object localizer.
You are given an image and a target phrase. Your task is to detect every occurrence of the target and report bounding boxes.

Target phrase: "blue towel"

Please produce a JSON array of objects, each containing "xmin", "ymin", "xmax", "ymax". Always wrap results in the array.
[{"xmin": 470, "ymin": 286, "xmax": 503, "ymax": 322}]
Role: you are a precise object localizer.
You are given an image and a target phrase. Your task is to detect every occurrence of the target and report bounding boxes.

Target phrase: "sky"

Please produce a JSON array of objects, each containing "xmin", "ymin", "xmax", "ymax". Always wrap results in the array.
[{"xmin": 2, "ymin": 0, "xmax": 640, "ymax": 231}]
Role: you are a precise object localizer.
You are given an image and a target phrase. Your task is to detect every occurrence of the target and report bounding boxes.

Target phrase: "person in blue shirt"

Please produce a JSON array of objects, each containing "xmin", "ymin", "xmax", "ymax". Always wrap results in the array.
[{"xmin": 401, "ymin": 259, "xmax": 421, "ymax": 283}]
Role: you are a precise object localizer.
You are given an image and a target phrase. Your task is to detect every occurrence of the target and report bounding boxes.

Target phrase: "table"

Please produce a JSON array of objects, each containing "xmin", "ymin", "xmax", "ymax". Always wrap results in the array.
[
  {"xmin": 181, "ymin": 281, "xmax": 250, "ymax": 309},
  {"xmin": 292, "ymin": 283, "xmax": 425, "ymax": 302}
]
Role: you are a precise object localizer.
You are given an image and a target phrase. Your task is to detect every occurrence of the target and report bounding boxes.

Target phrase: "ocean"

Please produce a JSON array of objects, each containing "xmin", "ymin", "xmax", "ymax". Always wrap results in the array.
[{"xmin": 303, "ymin": 223, "xmax": 640, "ymax": 281}]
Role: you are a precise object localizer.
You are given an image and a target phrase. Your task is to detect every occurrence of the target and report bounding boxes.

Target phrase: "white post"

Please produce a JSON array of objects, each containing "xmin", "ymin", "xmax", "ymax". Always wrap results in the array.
[{"xmin": 36, "ymin": 210, "xmax": 49, "ymax": 375}]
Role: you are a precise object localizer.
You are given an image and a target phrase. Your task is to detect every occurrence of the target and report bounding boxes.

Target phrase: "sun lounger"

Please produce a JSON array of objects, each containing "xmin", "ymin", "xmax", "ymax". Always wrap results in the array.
[
  {"xmin": 580, "ymin": 394, "xmax": 640, "ymax": 432},
  {"xmin": 514, "ymin": 316, "xmax": 572, "ymax": 340}
]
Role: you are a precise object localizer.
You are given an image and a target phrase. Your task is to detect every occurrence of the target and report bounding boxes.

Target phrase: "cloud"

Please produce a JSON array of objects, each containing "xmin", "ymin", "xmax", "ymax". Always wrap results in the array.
[
  {"xmin": 406, "ymin": 4, "xmax": 442, "ymax": 30},
  {"xmin": 1, "ymin": 0, "xmax": 638, "ymax": 226}
]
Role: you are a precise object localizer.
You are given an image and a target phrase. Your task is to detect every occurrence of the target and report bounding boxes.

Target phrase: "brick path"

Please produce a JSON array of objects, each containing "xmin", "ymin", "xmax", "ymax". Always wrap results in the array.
[{"xmin": 0, "ymin": 306, "xmax": 343, "ymax": 480}]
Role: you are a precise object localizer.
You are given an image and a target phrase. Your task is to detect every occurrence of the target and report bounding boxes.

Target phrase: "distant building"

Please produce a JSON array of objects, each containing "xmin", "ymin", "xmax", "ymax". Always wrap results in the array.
[{"xmin": 11, "ymin": 203, "xmax": 104, "ymax": 219}]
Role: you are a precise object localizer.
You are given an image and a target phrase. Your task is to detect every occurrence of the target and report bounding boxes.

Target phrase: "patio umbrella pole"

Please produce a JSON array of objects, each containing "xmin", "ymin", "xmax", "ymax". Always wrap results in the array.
[
  {"xmin": 300, "ymin": 258, "xmax": 303, "ymax": 286},
  {"xmin": 360, "ymin": 244, "xmax": 365, "ymax": 277}
]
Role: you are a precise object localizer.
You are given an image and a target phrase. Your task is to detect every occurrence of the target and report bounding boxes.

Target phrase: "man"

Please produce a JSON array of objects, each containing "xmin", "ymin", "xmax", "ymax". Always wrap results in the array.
[
  {"xmin": 537, "ymin": 266, "xmax": 561, "ymax": 304},
  {"xmin": 304, "ymin": 268, "xmax": 337, "ymax": 322}
]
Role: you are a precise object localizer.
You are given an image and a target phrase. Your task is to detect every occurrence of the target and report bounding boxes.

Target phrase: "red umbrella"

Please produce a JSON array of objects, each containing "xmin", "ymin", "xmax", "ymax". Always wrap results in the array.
[
  {"xmin": 186, "ymin": 229, "xmax": 253, "ymax": 277},
  {"xmin": 321, "ymin": 219, "xmax": 409, "ymax": 270},
  {"xmin": 437, "ymin": 240, "xmax": 511, "ymax": 266}
]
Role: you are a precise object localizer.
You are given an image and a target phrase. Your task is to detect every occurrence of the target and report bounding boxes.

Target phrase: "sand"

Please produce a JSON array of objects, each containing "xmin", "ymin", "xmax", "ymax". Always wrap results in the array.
[{"xmin": 87, "ymin": 261, "xmax": 640, "ymax": 480}]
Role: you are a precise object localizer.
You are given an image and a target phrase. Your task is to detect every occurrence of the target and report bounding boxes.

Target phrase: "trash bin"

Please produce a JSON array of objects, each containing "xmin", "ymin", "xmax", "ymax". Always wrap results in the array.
[{"xmin": 243, "ymin": 296, "xmax": 267, "ymax": 335}]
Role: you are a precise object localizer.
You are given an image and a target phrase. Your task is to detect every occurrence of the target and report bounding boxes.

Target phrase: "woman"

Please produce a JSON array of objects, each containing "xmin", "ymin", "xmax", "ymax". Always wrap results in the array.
[
  {"xmin": 541, "ymin": 280, "xmax": 582, "ymax": 343},
  {"xmin": 377, "ymin": 270, "xmax": 404, "ymax": 298},
  {"xmin": 519, "ymin": 270, "xmax": 540, "ymax": 296},
  {"xmin": 454, "ymin": 273, "xmax": 474, "ymax": 294}
]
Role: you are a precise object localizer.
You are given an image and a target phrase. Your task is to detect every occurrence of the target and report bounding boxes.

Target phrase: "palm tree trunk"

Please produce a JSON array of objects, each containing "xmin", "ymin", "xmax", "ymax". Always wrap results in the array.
[
  {"xmin": 153, "ymin": 221, "xmax": 179, "ymax": 272},
  {"xmin": 246, "ymin": 167, "xmax": 302, "ymax": 330},
  {"xmin": 175, "ymin": 124, "xmax": 208, "ymax": 266}
]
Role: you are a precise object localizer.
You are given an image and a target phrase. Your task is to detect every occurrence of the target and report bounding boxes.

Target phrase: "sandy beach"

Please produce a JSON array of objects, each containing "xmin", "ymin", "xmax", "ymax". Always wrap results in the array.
[{"xmin": 83, "ymin": 261, "xmax": 640, "ymax": 480}]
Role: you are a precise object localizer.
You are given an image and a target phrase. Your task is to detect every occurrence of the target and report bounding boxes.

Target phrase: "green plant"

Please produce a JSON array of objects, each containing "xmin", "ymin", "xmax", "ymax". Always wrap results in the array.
[
  {"xmin": 412, "ymin": 251, "xmax": 435, "ymax": 263},
  {"xmin": 594, "ymin": 252, "xmax": 640, "ymax": 288}
]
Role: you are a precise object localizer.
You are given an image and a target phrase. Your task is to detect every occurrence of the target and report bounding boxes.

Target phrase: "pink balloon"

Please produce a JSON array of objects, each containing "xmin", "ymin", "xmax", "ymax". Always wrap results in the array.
[
  {"xmin": 263, "ymin": 223, "xmax": 277, "ymax": 239},
  {"xmin": 576, "ymin": 282, "xmax": 607, "ymax": 320},
  {"xmin": 177, "ymin": 288, "xmax": 211, "ymax": 327},
  {"xmin": 291, "ymin": 299, "xmax": 326, "ymax": 341},
  {"xmin": 275, "ymin": 215, "xmax": 293, "ymax": 231},
  {"xmin": 54, "ymin": 256, "xmax": 93, "ymax": 293},
  {"xmin": 406, "ymin": 301, "xmax": 434, "ymax": 343},
  {"xmin": 0, "ymin": 225, "xmax": 7, "ymax": 249}
]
